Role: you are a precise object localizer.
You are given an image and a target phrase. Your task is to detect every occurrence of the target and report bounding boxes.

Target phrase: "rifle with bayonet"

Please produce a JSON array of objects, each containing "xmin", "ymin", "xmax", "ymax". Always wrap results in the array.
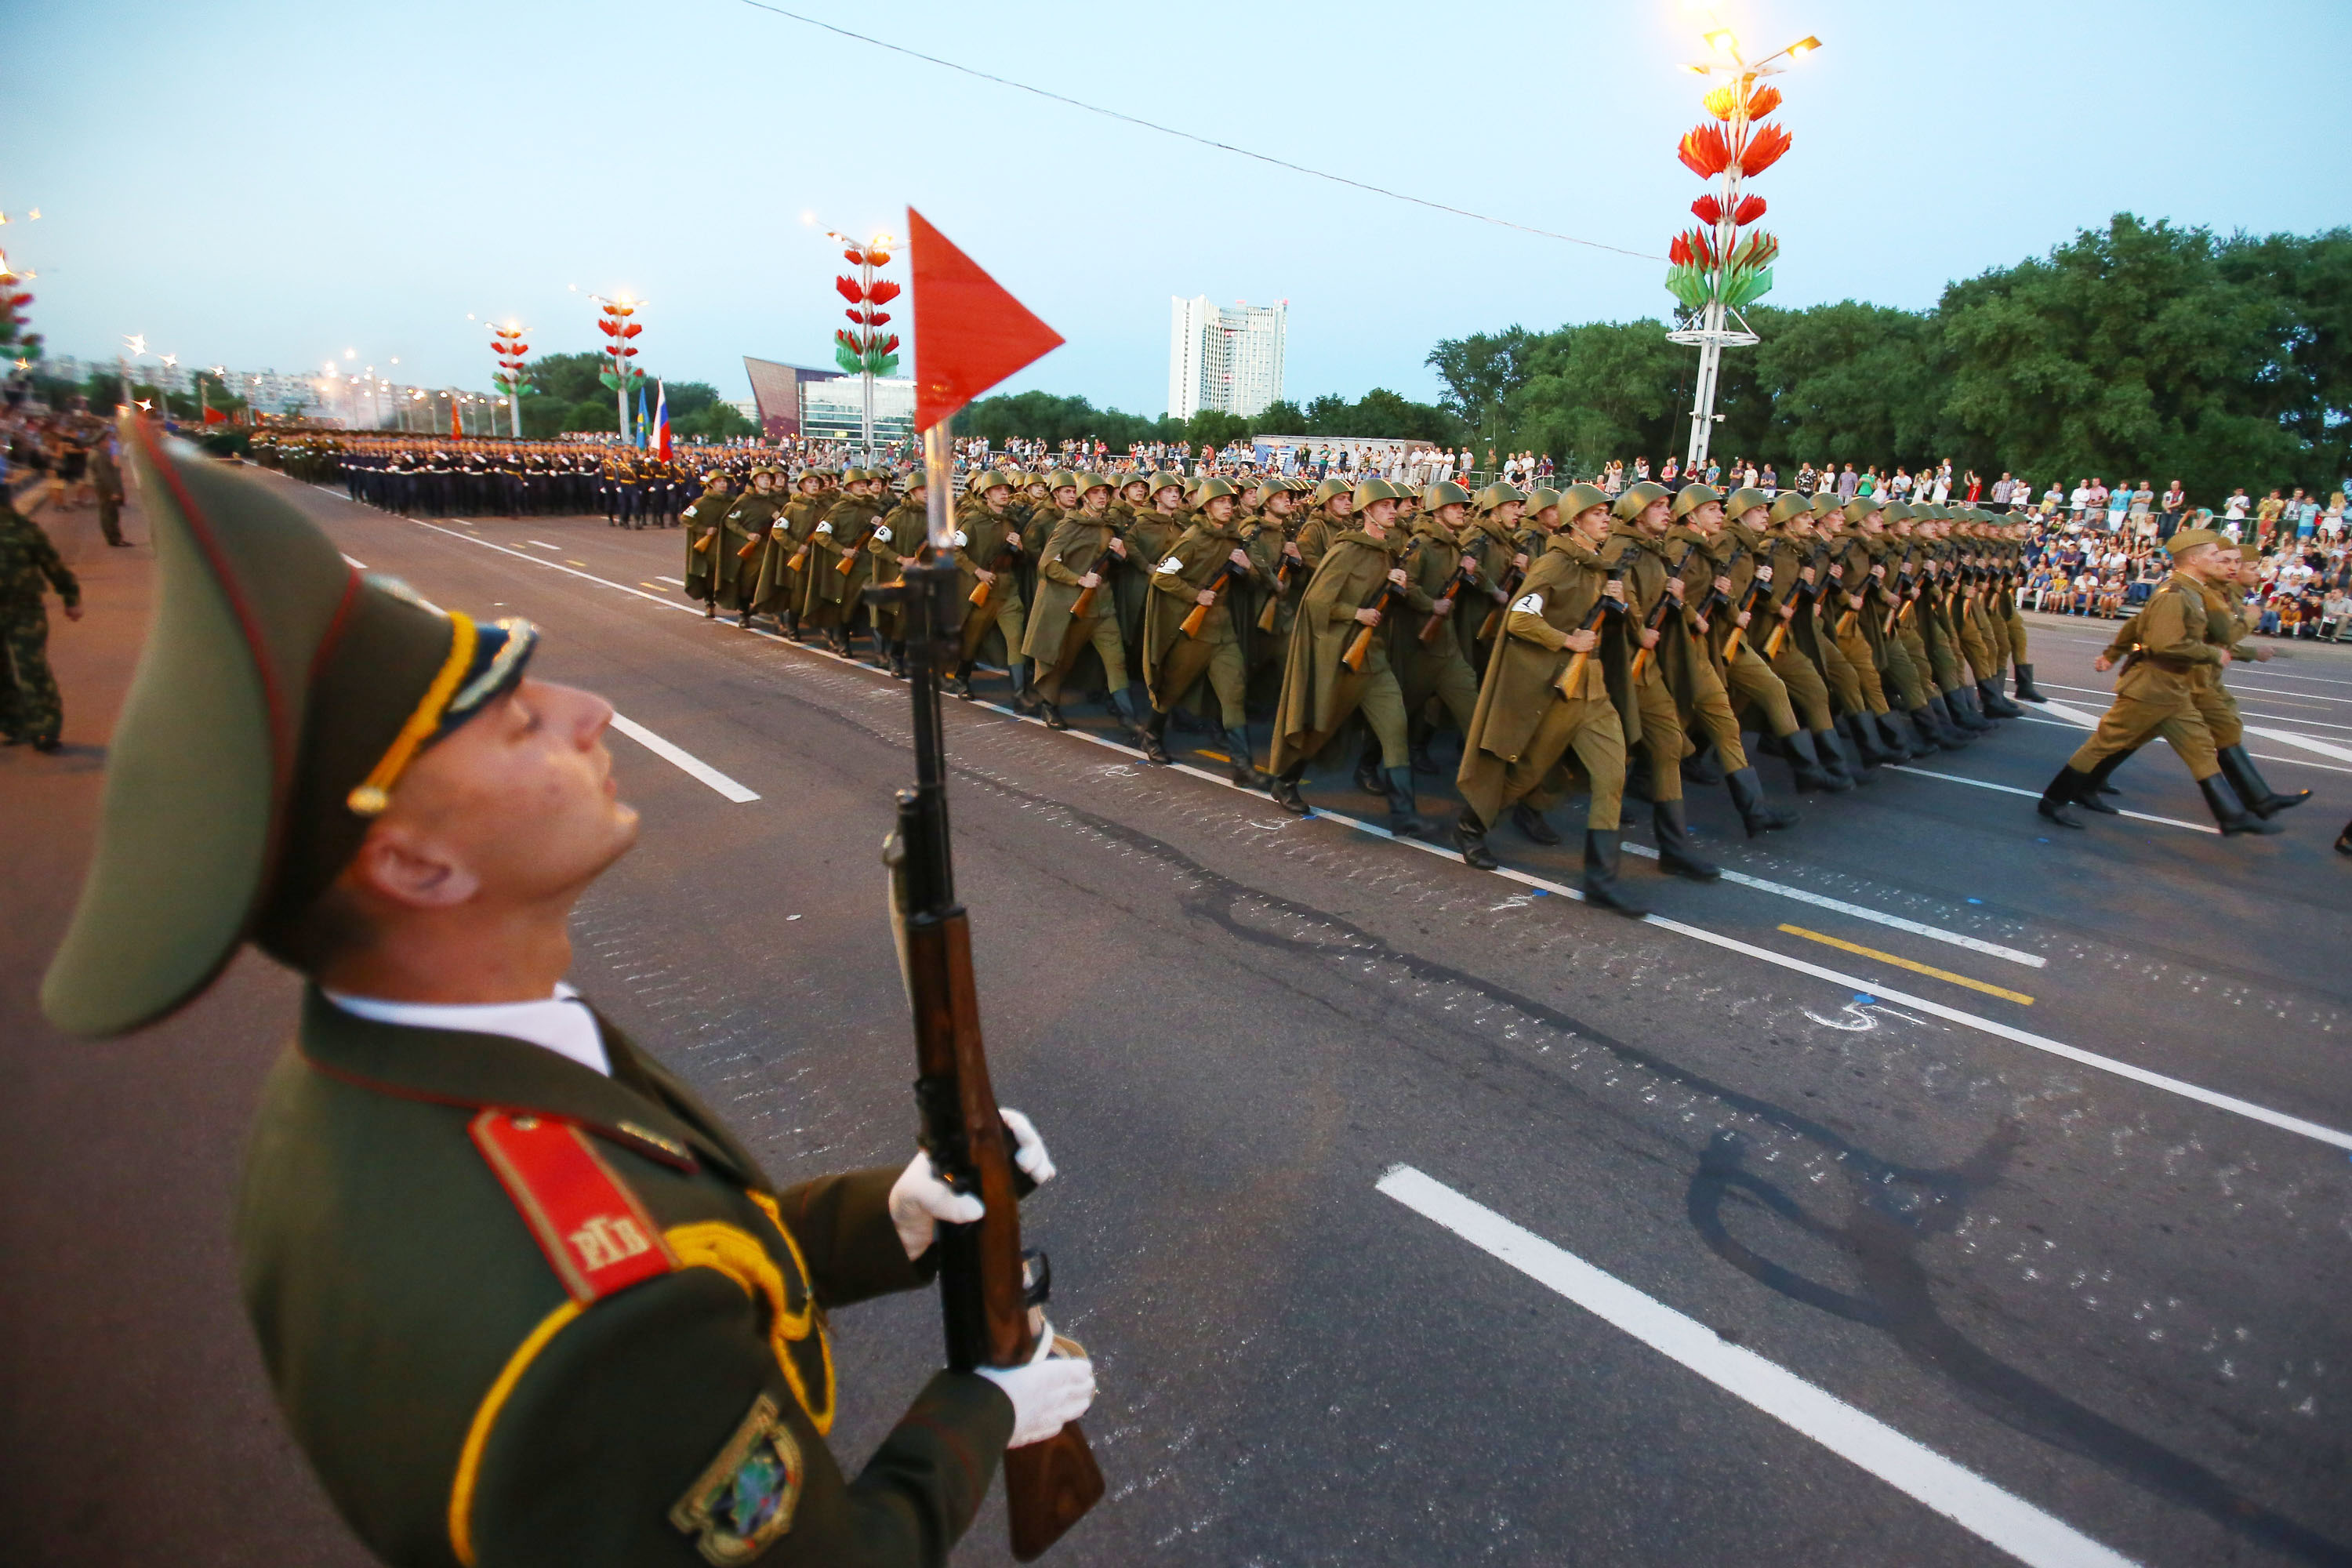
[{"xmin": 869, "ymin": 429, "xmax": 1105, "ymax": 1563}]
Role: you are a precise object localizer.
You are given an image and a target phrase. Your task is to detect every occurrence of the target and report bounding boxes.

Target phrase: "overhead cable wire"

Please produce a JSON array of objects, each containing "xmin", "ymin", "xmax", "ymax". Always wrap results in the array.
[{"xmin": 735, "ymin": 0, "xmax": 1662, "ymax": 263}]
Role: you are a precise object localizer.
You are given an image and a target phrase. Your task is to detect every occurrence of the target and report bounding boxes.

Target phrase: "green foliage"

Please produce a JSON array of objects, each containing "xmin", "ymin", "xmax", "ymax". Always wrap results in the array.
[
  {"xmin": 1426, "ymin": 215, "xmax": 2352, "ymax": 496},
  {"xmin": 1254, "ymin": 399, "xmax": 1307, "ymax": 434},
  {"xmin": 677, "ymin": 399, "xmax": 756, "ymax": 440},
  {"xmin": 563, "ymin": 395, "xmax": 618, "ymax": 434},
  {"xmin": 956, "ymin": 387, "xmax": 1463, "ymax": 453}
]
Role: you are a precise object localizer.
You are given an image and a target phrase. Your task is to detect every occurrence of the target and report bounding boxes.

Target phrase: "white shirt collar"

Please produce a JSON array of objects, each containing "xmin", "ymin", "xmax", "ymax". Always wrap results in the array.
[{"xmin": 322, "ymin": 982, "xmax": 611, "ymax": 1076}]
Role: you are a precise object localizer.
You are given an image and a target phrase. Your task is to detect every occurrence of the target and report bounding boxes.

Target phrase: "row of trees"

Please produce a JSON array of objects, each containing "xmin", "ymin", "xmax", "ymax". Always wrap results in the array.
[
  {"xmin": 955, "ymin": 386, "xmax": 1463, "ymax": 453},
  {"xmin": 1429, "ymin": 215, "xmax": 2351, "ymax": 503},
  {"xmin": 516, "ymin": 351, "xmax": 757, "ymax": 440}
]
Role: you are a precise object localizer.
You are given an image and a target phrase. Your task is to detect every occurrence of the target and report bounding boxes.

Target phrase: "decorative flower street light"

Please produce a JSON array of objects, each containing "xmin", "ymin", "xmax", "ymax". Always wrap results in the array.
[
  {"xmin": 481, "ymin": 318, "xmax": 532, "ymax": 439},
  {"xmin": 0, "ymin": 247, "xmax": 41, "ymax": 375},
  {"xmin": 829, "ymin": 230, "xmax": 900, "ymax": 463},
  {"xmin": 590, "ymin": 293, "xmax": 647, "ymax": 445},
  {"xmin": 1664, "ymin": 17, "xmax": 1820, "ymax": 470}
]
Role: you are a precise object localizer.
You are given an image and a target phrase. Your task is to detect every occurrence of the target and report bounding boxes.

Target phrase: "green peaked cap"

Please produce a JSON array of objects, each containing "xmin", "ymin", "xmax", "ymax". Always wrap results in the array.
[{"xmin": 42, "ymin": 418, "xmax": 538, "ymax": 1036}]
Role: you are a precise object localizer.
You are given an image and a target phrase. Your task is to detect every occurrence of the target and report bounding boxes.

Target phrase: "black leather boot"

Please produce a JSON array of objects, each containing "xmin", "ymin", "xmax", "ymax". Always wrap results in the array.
[
  {"xmin": 1107, "ymin": 688, "xmax": 1147, "ymax": 742},
  {"xmin": 1139, "ymin": 707, "xmax": 1173, "ymax": 764},
  {"xmin": 1039, "ymin": 699, "xmax": 1070, "ymax": 731},
  {"xmin": 1868, "ymin": 710, "xmax": 1918, "ymax": 762},
  {"xmin": 1813, "ymin": 727, "xmax": 1864, "ymax": 786},
  {"xmin": 1653, "ymin": 798, "xmax": 1721, "ymax": 880},
  {"xmin": 1925, "ymin": 697, "xmax": 1975, "ymax": 746},
  {"xmin": 1682, "ymin": 742, "xmax": 1726, "ymax": 787},
  {"xmin": 1385, "ymin": 768, "xmax": 1434, "ymax": 839},
  {"xmin": 1908, "ymin": 707, "xmax": 1951, "ymax": 753},
  {"xmin": 1221, "ymin": 728, "xmax": 1263, "ymax": 787},
  {"xmin": 1726, "ymin": 766, "xmax": 1798, "ymax": 836},
  {"xmin": 1939, "ymin": 691, "xmax": 1991, "ymax": 735},
  {"xmin": 2082, "ymin": 745, "xmax": 2132, "ymax": 796},
  {"xmin": 1407, "ymin": 721, "xmax": 1439, "ymax": 775},
  {"xmin": 782, "ymin": 610, "xmax": 801, "ymax": 641},
  {"xmin": 1354, "ymin": 741, "xmax": 1387, "ymax": 797},
  {"xmin": 887, "ymin": 641, "xmax": 909, "ymax": 680},
  {"xmin": 1782, "ymin": 730, "xmax": 1849, "ymax": 792},
  {"xmin": 1454, "ymin": 807, "xmax": 1500, "ymax": 869},
  {"xmin": 942, "ymin": 662, "xmax": 974, "ymax": 699},
  {"xmin": 2038, "ymin": 766, "xmax": 2089, "ymax": 828},
  {"xmin": 1512, "ymin": 801, "xmax": 1563, "ymax": 844},
  {"xmin": 2336, "ymin": 818, "xmax": 2352, "ymax": 856},
  {"xmin": 1269, "ymin": 760, "xmax": 1311, "ymax": 815},
  {"xmin": 2218, "ymin": 745, "xmax": 2309, "ymax": 817},
  {"xmin": 1839, "ymin": 712, "xmax": 1893, "ymax": 768},
  {"xmin": 2013, "ymin": 662, "xmax": 2047, "ymax": 703},
  {"xmin": 1977, "ymin": 677, "xmax": 2024, "ymax": 718},
  {"xmin": 1583, "ymin": 829, "xmax": 1648, "ymax": 916},
  {"xmin": 2200, "ymin": 773, "xmax": 2282, "ymax": 836}
]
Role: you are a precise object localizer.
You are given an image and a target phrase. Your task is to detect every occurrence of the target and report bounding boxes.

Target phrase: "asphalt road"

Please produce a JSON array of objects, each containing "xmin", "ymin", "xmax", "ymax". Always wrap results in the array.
[{"xmin": 5, "ymin": 472, "xmax": 2349, "ymax": 1568}]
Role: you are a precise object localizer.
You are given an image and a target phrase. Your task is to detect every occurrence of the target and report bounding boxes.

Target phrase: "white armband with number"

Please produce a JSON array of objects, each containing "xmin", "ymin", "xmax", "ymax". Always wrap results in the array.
[
  {"xmin": 1512, "ymin": 593, "xmax": 1544, "ymax": 615},
  {"xmin": 1156, "ymin": 556, "xmax": 1184, "ymax": 575},
  {"xmin": 815, "ymin": 521, "xmax": 832, "ymax": 535}
]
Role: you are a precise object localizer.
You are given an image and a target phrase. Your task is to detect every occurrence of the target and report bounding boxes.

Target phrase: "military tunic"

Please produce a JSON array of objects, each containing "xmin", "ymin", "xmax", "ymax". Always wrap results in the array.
[
  {"xmin": 0, "ymin": 499, "xmax": 78, "ymax": 745},
  {"xmin": 2063, "ymin": 571, "xmax": 2223, "ymax": 780},
  {"xmin": 238, "ymin": 991, "xmax": 1012, "ymax": 1568}
]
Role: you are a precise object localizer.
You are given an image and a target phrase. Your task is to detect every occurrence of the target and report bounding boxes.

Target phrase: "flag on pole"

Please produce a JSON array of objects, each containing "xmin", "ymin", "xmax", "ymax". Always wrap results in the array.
[
  {"xmin": 633, "ymin": 385, "xmax": 648, "ymax": 449},
  {"xmin": 907, "ymin": 207, "xmax": 1064, "ymax": 435},
  {"xmin": 653, "ymin": 381, "xmax": 671, "ymax": 462},
  {"xmin": 450, "ymin": 396, "xmax": 462, "ymax": 440}
]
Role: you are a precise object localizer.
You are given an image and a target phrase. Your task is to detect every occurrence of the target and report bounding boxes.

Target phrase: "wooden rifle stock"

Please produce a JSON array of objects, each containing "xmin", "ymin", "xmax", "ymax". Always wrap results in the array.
[
  {"xmin": 1418, "ymin": 554, "xmax": 1499, "ymax": 646},
  {"xmin": 968, "ymin": 528, "xmax": 1021, "ymax": 608},
  {"xmin": 1254, "ymin": 555, "xmax": 1292, "ymax": 633},
  {"xmin": 1341, "ymin": 539, "xmax": 1417, "ymax": 672},
  {"xmin": 1555, "ymin": 568, "xmax": 1626, "ymax": 695},
  {"xmin": 1067, "ymin": 525, "xmax": 1120, "ymax": 619},
  {"xmin": 692, "ymin": 531, "xmax": 715, "ymax": 554},
  {"xmin": 1762, "ymin": 541, "xmax": 1833, "ymax": 659},
  {"xmin": 1179, "ymin": 555, "xmax": 1243, "ymax": 639},
  {"xmin": 883, "ymin": 556, "xmax": 1104, "ymax": 1563},
  {"xmin": 1627, "ymin": 539, "xmax": 1699, "ymax": 682},
  {"xmin": 1720, "ymin": 547, "xmax": 1772, "ymax": 660},
  {"xmin": 837, "ymin": 514, "xmax": 887, "ymax": 575}
]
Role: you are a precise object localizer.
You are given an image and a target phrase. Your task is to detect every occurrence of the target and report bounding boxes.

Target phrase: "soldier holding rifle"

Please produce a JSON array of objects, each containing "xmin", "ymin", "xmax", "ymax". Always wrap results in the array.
[{"xmin": 42, "ymin": 411, "xmax": 1098, "ymax": 1564}]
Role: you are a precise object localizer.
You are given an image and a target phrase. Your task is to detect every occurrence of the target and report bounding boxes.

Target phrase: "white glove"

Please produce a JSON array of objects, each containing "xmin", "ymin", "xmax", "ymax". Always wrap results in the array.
[
  {"xmin": 885, "ymin": 1110, "xmax": 1056, "ymax": 1260},
  {"xmin": 978, "ymin": 1324, "xmax": 1096, "ymax": 1446}
]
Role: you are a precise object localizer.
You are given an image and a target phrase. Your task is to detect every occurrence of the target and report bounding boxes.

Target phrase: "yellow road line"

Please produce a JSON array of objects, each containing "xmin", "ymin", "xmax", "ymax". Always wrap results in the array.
[{"xmin": 1777, "ymin": 925, "xmax": 2034, "ymax": 1006}]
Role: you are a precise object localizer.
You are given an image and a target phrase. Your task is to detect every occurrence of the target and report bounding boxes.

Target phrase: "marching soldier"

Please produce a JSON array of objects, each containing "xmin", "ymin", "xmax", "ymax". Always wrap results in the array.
[
  {"xmin": 1397, "ymin": 480, "xmax": 1490, "ymax": 777},
  {"xmin": 1715, "ymin": 488, "xmax": 1853, "ymax": 789},
  {"xmin": 680, "ymin": 470, "xmax": 735, "ymax": 616},
  {"xmin": 2038, "ymin": 528, "xmax": 2280, "ymax": 836},
  {"xmin": 1451, "ymin": 483, "xmax": 1644, "ymax": 913},
  {"xmin": 865, "ymin": 474, "xmax": 924, "ymax": 677},
  {"xmin": 39, "ymin": 422, "xmax": 1093, "ymax": 1568},
  {"xmin": 1606, "ymin": 483, "xmax": 1720, "ymax": 880},
  {"xmin": 1136, "ymin": 477, "xmax": 1265, "ymax": 785},
  {"xmin": 1022, "ymin": 472, "xmax": 1144, "ymax": 739},
  {"xmin": 800, "ymin": 469, "xmax": 884, "ymax": 655},
  {"xmin": 764, "ymin": 470, "xmax": 833, "ymax": 641},
  {"xmin": 1264, "ymin": 477, "xmax": 1433, "ymax": 839},
  {"xmin": 715, "ymin": 467, "xmax": 783, "ymax": 629},
  {"xmin": 949, "ymin": 470, "xmax": 1029, "ymax": 704}
]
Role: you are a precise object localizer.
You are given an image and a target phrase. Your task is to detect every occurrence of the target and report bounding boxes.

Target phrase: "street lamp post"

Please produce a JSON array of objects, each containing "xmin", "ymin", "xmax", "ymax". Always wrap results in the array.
[
  {"xmin": 1664, "ymin": 20, "xmax": 1819, "ymax": 473},
  {"xmin": 591, "ymin": 295, "xmax": 645, "ymax": 445},
  {"xmin": 829, "ymin": 230, "xmax": 901, "ymax": 466}
]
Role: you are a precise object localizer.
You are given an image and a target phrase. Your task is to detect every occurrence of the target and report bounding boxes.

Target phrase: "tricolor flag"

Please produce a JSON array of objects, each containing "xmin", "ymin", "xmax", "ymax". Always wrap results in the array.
[{"xmin": 652, "ymin": 381, "xmax": 670, "ymax": 461}]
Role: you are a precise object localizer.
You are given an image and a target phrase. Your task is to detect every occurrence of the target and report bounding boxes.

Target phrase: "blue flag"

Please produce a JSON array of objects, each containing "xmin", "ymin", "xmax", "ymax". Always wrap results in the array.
[{"xmin": 633, "ymin": 385, "xmax": 648, "ymax": 449}]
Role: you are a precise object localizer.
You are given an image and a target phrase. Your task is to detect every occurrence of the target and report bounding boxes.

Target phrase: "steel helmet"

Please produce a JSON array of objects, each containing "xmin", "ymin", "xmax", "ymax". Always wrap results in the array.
[
  {"xmin": 1612, "ymin": 480, "xmax": 1670, "ymax": 521},
  {"xmin": 1313, "ymin": 476, "xmax": 1354, "ymax": 506},
  {"xmin": 1723, "ymin": 486, "xmax": 1771, "ymax": 520},
  {"xmin": 1076, "ymin": 471, "xmax": 1113, "ymax": 497},
  {"xmin": 1045, "ymin": 468, "xmax": 1079, "ymax": 494},
  {"xmin": 1474, "ymin": 481, "xmax": 1525, "ymax": 513},
  {"xmin": 1809, "ymin": 494, "xmax": 1844, "ymax": 521},
  {"xmin": 1769, "ymin": 492, "xmax": 1815, "ymax": 526},
  {"xmin": 1671, "ymin": 481, "xmax": 1723, "ymax": 520},
  {"xmin": 1352, "ymin": 477, "xmax": 1405, "ymax": 509},
  {"xmin": 1194, "ymin": 477, "xmax": 1240, "ymax": 506},
  {"xmin": 1560, "ymin": 482, "xmax": 1610, "ymax": 521},
  {"xmin": 1524, "ymin": 486, "xmax": 1563, "ymax": 517},
  {"xmin": 1421, "ymin": 479, "xmax": 1472, "ymax": 511}
]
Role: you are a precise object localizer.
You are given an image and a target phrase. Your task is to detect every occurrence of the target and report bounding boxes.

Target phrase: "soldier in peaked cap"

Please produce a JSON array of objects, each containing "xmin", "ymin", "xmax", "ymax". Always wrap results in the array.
[{"xmin": 42, "ymin": 419, "xmax": 1094, "ymax": 1568}]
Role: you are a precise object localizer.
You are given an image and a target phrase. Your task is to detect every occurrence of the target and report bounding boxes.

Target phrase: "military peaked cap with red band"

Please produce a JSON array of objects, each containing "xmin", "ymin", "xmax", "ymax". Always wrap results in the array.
[{"xmin": 41, "ymin": 416, "xmax": 539, "ymax": 1037}]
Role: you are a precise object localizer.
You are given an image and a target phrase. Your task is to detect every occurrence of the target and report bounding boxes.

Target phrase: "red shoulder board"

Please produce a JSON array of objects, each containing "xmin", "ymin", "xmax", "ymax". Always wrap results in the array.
[{"xmin": 470, "ymin": 1110, "xmax": 678, "ymax": 1302}]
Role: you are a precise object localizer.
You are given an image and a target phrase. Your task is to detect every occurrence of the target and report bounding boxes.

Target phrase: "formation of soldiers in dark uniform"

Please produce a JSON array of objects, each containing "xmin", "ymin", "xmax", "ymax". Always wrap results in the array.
[{"xmin": 253, "ymin": 433, "xmax": 706, "ymax": 527}]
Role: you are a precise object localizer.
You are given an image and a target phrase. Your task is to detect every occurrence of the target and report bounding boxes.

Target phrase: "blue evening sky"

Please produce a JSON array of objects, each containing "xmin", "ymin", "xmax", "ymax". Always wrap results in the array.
[{"xmin": 5, "ymin": 0, "xmax": 2341, "ymax": 416}]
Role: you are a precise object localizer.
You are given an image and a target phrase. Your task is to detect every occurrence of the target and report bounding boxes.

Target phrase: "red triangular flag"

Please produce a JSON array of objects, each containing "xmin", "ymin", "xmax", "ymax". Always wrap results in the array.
[
  {"xmin": 908, "ymin": 207, "xmax": 1063, "ymax": 434},
  {"xmin": 202, "ymin": 404, "xmax": 228, "ymax": 425}
]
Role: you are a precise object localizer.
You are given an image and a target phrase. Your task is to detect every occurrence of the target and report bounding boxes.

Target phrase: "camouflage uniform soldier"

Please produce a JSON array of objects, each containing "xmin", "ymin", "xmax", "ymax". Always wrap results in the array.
[{"xmin": 0, "ymin": 495, "xmax": 82, "ymax": 751}]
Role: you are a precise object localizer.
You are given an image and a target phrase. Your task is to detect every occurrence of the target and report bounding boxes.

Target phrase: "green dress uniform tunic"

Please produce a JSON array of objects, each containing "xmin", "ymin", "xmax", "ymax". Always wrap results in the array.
[
  {"xmin": 238, "ymin": 991, "xmax": 1011, "ymax": 1568},
  {"xmin": 1455, "ymin": 532, "xmax": 1630, "ymax": 832},
  {"xmin": 1267, "ymin": 525, "xmax": 1421, "ymax": 773},
  {"xmin": 1659, "ymin": 521, "xmax": 1753, "ymax": 772},
  {"xmin": 2063, "ymin": 569, "xmax": 2223, "ymax": 781},
  {"xmin": 1140, "ymin": 514, "xmax": 1262, "ymax": 726},
  {"xmin": 2098, "ymin": 579, "xmax": 2252, "ymax": 752}
]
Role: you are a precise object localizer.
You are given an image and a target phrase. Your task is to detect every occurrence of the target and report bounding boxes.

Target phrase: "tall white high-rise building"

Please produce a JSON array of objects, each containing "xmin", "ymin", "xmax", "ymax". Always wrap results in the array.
[{"xmin": 1167, "ymin": 296, "xmax": 1286, "ymax": 420}]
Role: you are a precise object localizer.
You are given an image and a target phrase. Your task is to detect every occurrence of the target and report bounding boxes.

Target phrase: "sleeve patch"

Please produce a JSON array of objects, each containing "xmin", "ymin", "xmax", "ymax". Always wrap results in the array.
[
  {"xmin": 1512, "ymin": 593, "xmax": 1544, "ymax": 615},
  {"xmin": 670, "ymin": 1393, "xmax": 804, "ymax": 1565},
  {"xmin": 814, "ymin": 521, "xmax": 832, "ymax": 535},
  {"xmin": 1156, "ymin": 556, "xmax": 1185, "ymax": 575},
  {"xmin": 469, "ymin": 1111, "xmax": 677, "ymax": 1303}
]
